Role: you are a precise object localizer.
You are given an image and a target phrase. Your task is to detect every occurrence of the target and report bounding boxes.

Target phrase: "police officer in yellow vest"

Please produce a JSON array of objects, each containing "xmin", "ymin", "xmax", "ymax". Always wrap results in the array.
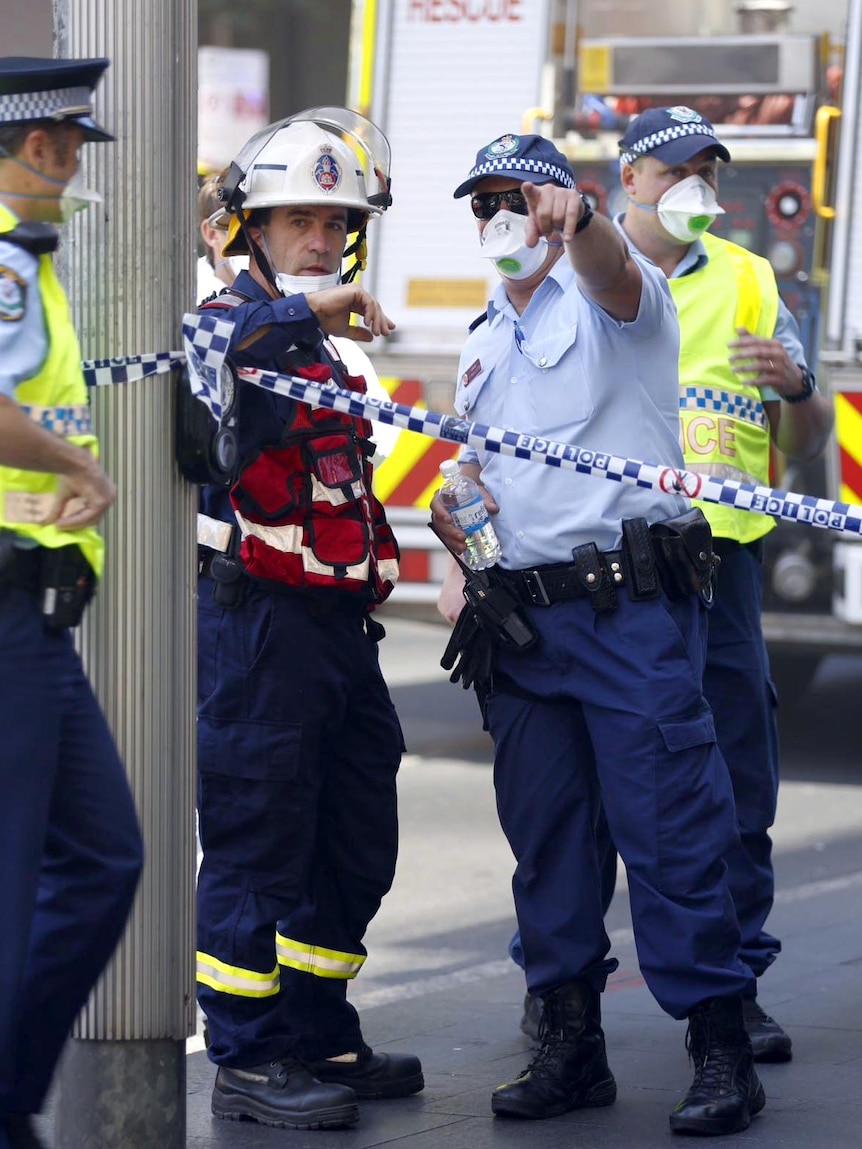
[
  {"xmin": 0, "ymin": 57, "xmax": 143, "ymax": 1149},
  {"xmin": 616, "ymin": 106, "xmax": 834, "ymax": 1063}
]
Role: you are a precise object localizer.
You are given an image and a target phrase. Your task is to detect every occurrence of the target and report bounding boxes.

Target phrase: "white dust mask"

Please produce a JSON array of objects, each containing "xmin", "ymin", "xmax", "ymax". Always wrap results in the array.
[
  {"xmin": 0, "ymin": 149, "xmax": 101, "ymax": 224},
  {"xmin": 58, "ymin": 169, "xmax": 103, "ymax": 223},
  {"xmin": 655, "ymin": 175, "xmax": 724, "ymax": 243},
  {"xmin": 479, "ymin": 209, "xmax": 549, "ymax": 281},
  {"xmin": 275, "ymin": 270, "xmax": 340, "ymax": 296}
]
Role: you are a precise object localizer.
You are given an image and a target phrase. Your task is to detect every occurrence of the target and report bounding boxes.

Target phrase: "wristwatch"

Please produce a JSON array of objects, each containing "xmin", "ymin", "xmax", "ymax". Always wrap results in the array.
[
  {"xmin": 783, "ymin": 365, "xmax": 817, "ymax": 404},
  {"xmin": 574, "ymin": 192, "xmax": 593, "ymax": 234}
]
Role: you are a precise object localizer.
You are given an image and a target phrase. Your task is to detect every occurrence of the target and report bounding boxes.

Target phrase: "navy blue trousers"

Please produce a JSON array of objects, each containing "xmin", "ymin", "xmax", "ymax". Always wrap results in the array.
[
  {"xmin": 488, "ymin": 590, "xmax": 754, "ymax": 1020},
  {"xmin": 510, "ymin": 545, "xmax": 780, "ymax": 990},
  {"xmin": 0, "ymin": 587, "xmax": 143, "ymax": 1119},
  {"xmin": 703, "ymin": 544, "xmax": 780, "ymax": 981},
  {"xmin": 197, "ymin": 580, "xmax": 404, "ymax": 1067}
]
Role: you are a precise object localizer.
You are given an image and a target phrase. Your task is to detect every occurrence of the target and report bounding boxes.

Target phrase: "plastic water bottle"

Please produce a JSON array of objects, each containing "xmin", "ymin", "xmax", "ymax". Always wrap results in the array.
[{"xmin": 439, "ymin": 459, "xmax": 502, "ymax": 570}]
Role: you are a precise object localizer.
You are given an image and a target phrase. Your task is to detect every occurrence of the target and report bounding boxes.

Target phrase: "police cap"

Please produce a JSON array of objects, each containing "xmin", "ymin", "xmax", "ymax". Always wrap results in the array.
[{"xmin": 0, "ymin": 57, "xmax": 113, "ymax": 142}]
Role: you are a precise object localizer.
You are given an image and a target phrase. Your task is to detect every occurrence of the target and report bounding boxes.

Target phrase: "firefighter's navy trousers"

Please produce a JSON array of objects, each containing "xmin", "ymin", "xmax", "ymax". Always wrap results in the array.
[
  {"xmin": 196, "ymin": 578, "xmax": 404, "ymax": 1067},
  {"xmin": 0, "ymin": 586, "xmax": 143, "ymax": 1119}
]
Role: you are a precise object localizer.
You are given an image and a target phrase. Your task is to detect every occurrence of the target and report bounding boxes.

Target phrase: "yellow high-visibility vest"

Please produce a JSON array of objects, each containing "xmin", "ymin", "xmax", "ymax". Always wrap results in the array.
[
  {"xmin": 671, "ymin": 232, "xmax": 780, "ymax": 544},
  {"xmin": 0, "ymin": 203, "xmax": 104, "ymax": 576}
]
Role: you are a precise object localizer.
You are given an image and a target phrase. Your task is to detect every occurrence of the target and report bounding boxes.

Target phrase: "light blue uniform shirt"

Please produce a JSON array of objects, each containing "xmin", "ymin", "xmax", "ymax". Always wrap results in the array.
[
  {"xmin": 0, "ymin": 232, "xmax": 48, "ymax": 399},
  {"xmin": 455, "ymin": 254, "xmax": 689, "ymax": 567}
]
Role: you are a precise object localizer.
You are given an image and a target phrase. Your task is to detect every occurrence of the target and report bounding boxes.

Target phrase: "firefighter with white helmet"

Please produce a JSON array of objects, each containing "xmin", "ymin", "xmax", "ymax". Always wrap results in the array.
[{"xmin": 193, "ymin": 108, "xmax": 422, "ymax": 1131}]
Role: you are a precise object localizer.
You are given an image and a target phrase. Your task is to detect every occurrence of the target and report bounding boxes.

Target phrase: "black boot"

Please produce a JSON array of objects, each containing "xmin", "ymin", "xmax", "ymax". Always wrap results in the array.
[
  {"xmin": 743, "ymin": 997, "xmax": 793, "ymax": 1063},
  {"xmin": 306, "ymin": 1043, "xmax": 424, "ymax": 1099},
  {"xmin": 670, "ymin": 996, "xmax": 766, "ymax": 1136},
  {"xmin": 212, "ymin": 1058, "xmax": 359, "ymax": 1129},
  {"xmin": 492, "ymin": 981, "xmax": 617, "ymax": 1119}
]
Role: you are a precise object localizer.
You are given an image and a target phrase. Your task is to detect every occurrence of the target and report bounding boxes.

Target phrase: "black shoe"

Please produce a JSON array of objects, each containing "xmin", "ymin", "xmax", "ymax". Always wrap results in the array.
[
  {"xmin": 743, "ymin": 998, "xmax": 793, "ymax": 1063},
  {"xmin": 307, "ymin": 1043, "xmax": 424, "ymax": 1099},
  {"xmin": 492, "ymin": 982, "xmax": 617, "ymax": 1120},
  {"xmin": 670, "ymin": 996, "xmax": 766, "ymax": 1136},
  {"xmin": 3, "ymin": 1115, "xmax": 47, "ymax": 1149},
  {"xmin": 520, "ymin": 993, "xmax": 543, "ymax": 1042},
  {"xmin": 212, "ymin": 1058, "xmax": 359, "ymax": 1129}
]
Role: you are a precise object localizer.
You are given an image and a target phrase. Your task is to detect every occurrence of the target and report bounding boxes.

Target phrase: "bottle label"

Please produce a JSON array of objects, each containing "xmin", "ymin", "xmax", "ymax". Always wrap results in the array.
[{"xmin": 451, "ymin": 495, "xmax": 489, "ymax": 535}]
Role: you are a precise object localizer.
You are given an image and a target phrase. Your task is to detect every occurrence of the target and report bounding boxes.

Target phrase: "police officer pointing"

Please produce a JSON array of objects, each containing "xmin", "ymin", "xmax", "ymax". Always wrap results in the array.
[
  {"xmin": 433, "ymin": 133, "xmax": 764, "ymax": 1137},
  {"xmin": 0, "ymin": 57, "xmax": 143, "ymax": 1149}
]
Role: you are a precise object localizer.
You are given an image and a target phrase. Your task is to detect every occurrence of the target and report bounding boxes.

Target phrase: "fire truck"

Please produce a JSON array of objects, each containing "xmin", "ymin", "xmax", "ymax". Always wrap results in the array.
[{"xmin": 357, "ymin": 0, "xmax": 862, "ymax": 697}]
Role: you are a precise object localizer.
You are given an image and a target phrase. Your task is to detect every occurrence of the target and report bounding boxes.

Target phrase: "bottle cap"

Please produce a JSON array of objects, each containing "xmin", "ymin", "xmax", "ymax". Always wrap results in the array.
[{"xmin": 439, "ymin": 459, "xmax": 459, "ymax": 478}]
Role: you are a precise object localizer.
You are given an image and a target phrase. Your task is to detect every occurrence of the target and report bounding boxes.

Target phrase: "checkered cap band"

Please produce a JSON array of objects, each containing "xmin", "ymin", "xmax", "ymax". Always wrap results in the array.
[
  {"xmin": 464, "ymin": 156, "xmax": 575, "ymax": 189},
  {"xmin": 619, "ymin": 122, "xmax": 718, "ymax": 166},
  {"xmin": 0, "ymin": 85, "xmax": 92, "ymax": 124}
]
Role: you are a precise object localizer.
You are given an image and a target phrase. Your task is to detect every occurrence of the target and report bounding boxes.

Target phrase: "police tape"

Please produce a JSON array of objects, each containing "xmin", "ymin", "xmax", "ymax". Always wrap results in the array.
[
  {"xmin": 232, "ymin": 366, "xmax": 862, "ymax": 537},
  {"xmin": 80, "ymin": 315, "xmax": 862, "ymax": 540},
  {"xmin": 82, "ymin": 351, "xmax": 185, "ymax": 388}
]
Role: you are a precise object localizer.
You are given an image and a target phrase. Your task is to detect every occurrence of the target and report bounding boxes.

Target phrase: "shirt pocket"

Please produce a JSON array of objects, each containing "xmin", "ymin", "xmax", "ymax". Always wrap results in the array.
[{"xmin": 525, "ymin": 323, "xmax": 594, "ymax": 431}]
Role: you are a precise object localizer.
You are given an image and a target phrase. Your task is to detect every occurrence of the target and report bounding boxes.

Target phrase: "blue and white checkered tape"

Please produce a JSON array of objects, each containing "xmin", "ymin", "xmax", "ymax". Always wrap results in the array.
[{"xmin": 72, "ymin": 310, "xmax": 862, "ymax": 539}]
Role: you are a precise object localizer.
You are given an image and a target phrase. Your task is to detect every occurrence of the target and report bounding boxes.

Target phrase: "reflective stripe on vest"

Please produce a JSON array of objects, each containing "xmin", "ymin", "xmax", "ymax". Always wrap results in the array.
[
  {"xmin": 671, "ymin": 232, "xmax": 780, "ymax": 545},
  {"xmin": 274, "ymin": 932, "xmax": 366, "ymax": 980},
  {"xmin": 0, "ymin": 203, "xmax": 104, "ymax": 576},
  {"xmin": 196, "ymin": 951, "xmax": 280, "ymax": 998}
]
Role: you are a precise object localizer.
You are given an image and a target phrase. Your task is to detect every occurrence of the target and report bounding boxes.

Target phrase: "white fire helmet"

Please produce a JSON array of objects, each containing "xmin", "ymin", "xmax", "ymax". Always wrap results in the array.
[{"xmin": 219, "ymin": 107, "xmax": 391, "ymax": 256}]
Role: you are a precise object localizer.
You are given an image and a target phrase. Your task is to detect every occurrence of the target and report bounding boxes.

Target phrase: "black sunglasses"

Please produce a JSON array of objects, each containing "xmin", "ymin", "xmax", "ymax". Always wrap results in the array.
[{"xmin": 470, "ymin": 190, "xmax": 529, "ymax": 220}]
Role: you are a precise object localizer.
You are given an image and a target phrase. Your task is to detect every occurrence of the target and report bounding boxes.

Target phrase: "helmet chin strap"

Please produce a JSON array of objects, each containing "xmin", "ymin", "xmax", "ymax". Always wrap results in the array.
[{"xmin": 239, "ymin": 214, "xmax": 280, "ymax": 294}]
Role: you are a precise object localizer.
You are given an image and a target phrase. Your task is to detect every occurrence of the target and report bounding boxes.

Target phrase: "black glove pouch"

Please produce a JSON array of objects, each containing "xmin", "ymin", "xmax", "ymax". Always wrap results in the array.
[
  {"xmin": 441, "ymin": 569, "xmax": 538, "ymax": 698},
  {"xmin": 40, "ymin": 545, "xmax": 97, "ymax": 629},
  {"xmin": 650, "ymin": 507, "xmax": 718, "ymax": 602}
]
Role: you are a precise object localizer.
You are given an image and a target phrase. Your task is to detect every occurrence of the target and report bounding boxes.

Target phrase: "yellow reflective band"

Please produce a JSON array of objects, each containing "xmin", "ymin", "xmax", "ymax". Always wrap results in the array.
[
  {"xmin": 196, "ymin": 951, "xmax": 280, "ymax": 998},
  {"xmin": 275, "ymin": 934, "xmax": 366, "ymax": 980}
]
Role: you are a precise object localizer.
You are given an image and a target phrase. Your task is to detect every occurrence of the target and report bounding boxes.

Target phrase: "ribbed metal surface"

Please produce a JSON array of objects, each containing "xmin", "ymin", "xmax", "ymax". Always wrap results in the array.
[{"xmin": 54, "ymin": 0, "xmax": 197, "ymax": 1040}]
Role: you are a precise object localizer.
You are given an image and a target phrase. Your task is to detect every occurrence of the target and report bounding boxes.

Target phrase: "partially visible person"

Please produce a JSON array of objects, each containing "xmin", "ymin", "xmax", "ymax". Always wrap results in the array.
[
  {"xmin": 0, "ymin": 56, "xmax": 143, "ymax": 1149},
  {"xmin": 433, "ymin": 132, "xmax": 764, "ymax": 1138},
  {"xmin": 194, "ymin": 108, "xmax": 421, "ymax": 1133},
  {"xmin": 617, "ymin": 105, "xmax": 833, "ymax": 1061},
  {"xmin": 196, "ymin": 168, "xmax": 247, "ymax": 303}
]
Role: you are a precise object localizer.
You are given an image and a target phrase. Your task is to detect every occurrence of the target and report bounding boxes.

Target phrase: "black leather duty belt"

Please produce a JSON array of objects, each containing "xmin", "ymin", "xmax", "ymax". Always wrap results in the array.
[{"xmin": 498, "ymin": 552, "xmax": 625, "ymax": 607}]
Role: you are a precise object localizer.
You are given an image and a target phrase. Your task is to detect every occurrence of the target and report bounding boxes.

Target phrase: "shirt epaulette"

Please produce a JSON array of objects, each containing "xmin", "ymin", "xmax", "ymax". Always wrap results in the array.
[
  {"xmin": 468, "ymin": 311, "xmax": 488, "ymax": 333},
  {"xmin": 1, "ymin": 222, "xmax": 59, "ymax": 256}
]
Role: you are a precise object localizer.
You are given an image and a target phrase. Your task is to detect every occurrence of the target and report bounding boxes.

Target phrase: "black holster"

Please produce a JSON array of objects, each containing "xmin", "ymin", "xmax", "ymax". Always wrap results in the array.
[
  {"xmin": 441, "ymin": 566, "xmax": 538, "ymax": 702},
  {"xmin": 39, "ymin": 545, "xmax": 97, "ymax": 629},
  {"xmin": 650, "ymin": 507, "xmax": 719, "ymax": 604}
]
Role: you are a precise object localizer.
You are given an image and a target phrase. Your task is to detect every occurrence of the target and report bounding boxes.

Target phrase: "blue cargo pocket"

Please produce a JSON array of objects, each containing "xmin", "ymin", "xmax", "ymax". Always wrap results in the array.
[
  {"xmin": 198, "ymin": 718, "xmax": 303, "ymax": 782},
  {"xmin": 655, "ymin": 709, "xmax": 731, "ymax": 897}
]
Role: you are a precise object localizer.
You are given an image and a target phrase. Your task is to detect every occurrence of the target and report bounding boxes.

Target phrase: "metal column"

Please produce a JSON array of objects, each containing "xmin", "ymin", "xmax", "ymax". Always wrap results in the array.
[{"xmin": 52, "ymin": 1, "xmax": 198, "ymax": 1145}]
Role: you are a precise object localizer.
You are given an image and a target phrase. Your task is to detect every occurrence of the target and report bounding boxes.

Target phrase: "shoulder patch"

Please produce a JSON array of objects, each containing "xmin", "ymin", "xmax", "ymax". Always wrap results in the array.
[{"xmin": 0, "ymin": 266, "xmax": 26, "ymax": 322}]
